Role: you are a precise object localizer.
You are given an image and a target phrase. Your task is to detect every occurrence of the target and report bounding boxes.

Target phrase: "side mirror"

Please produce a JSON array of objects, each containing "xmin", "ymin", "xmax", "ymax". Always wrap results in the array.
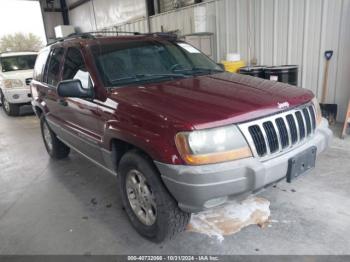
[
  {"xmin": 57, "ymin": 79, "xmax": 93, "ymax": 99},
  {"xmin": 217, "ymin": 63, "xmax": 225, "ymax": 71}
]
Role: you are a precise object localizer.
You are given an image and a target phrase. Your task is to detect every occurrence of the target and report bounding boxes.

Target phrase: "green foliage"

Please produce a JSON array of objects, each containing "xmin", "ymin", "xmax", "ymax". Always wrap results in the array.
[{"xmin": 0, "ymin": 33, "xmax": 43, "ymax": 52}]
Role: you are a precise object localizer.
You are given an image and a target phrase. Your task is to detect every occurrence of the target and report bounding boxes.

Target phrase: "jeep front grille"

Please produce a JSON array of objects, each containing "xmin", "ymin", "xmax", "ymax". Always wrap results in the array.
[{"xmin": 238, "ymin": 104, "xmax": 316, "ymax": 159}]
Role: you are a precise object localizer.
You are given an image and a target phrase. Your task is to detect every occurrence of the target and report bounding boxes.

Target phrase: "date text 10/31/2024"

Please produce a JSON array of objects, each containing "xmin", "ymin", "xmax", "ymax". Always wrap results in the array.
[{"xmin": 127, "ymin": 255, "xmax": 220, "ymax": 261}]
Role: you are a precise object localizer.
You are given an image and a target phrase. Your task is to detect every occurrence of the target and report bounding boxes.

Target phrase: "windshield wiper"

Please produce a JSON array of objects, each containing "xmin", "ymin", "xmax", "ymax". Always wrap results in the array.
[
  {"xmin": 135, "ymin": 73, "xmax": 186, "ymax": 79},
  {"xmin": 110, "ymin": 73, "xmax": 186, "ymax": 85},
  {"xmin": 110, "ymin": 76, "xmax": 137, "ymax": 82}
]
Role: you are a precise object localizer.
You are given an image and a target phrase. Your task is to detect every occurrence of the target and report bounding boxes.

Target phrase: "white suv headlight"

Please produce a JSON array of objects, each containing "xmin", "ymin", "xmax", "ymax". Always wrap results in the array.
[
  {"xmin": 175, "ymin": 125, "xmax": 252, "ymax": 165},
  {"xmin": 3, "ymin": 79, "xmax": 23, "ymax": 88}
]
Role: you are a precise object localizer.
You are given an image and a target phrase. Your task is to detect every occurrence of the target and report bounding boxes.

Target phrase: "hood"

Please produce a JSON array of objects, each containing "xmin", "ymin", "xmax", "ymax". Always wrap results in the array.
[{"xmin": 109, "ymin": 72, "xmax": 314, "ymax": 130}]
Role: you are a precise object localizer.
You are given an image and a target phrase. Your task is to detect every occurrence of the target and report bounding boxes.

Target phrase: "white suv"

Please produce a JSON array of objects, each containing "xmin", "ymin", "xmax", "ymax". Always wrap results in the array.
[{"xmin": 0, "ymin": 51, "xmax": 37, "ymax": 116}]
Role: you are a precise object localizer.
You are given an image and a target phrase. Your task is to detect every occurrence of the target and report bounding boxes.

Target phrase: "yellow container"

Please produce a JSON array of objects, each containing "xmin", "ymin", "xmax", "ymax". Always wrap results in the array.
[{"xmin": 221, "ymin": 60, "xmax": 246, "ymax": 73}]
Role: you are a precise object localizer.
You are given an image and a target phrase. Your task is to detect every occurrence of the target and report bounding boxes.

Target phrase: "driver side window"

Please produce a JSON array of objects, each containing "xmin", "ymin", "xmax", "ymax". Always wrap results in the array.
[{"xmin": 62, "ymin": 47, "xmax": 91, "ymax": 89}]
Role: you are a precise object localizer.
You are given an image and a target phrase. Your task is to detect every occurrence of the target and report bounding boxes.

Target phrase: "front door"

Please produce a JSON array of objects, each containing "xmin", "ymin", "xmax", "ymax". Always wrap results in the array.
[{"xmin": 57, "ymin": 47, "xmax": 104, "ymax": 164}]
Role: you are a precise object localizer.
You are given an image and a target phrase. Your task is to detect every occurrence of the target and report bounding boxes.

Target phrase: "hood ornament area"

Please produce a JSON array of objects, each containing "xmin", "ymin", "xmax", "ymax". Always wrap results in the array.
[{"xmin": 277, "ymin": 102, "xmax": 290, "ymax": 109}]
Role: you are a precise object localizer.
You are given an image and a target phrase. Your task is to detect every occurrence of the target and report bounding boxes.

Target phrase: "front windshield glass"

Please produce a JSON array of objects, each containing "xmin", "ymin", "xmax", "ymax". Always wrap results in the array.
[
  {"xmin": 1, "ymin": 55, "xmax": 37, "ymax": 72},
  {"xmin": 91, "ymin": 40, "xmax": 223, "ymax": 87}
]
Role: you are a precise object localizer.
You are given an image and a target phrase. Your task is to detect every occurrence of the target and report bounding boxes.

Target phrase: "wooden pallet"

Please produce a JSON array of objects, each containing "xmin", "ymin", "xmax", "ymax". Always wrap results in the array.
[{"xmin": 341, "ymin": 100, "xmax": 350, "ymax": 139}]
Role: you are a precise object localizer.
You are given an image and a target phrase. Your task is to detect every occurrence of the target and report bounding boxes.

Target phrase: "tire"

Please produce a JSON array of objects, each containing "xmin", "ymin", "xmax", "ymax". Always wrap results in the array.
[
  {"xmin": 40, "ymin": 116, "xmax": 70, "ymax": 159},
  {"xmin": 1, "ymin": 94, "xmax": 20, "ymax": 116},
  {"xmin": 118, "ymin": 150, "xmax": 190, "ymax": 242}
]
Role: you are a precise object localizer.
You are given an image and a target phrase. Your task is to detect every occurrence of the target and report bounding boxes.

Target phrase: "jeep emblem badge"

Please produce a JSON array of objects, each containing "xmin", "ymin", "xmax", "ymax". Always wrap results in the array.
[{"xmin": 277, "ymin": 102, "xmax": 290, "ymax": 109}]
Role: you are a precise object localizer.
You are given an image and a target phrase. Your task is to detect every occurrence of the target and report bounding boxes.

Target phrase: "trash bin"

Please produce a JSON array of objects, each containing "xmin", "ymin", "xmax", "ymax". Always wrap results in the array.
[
  {"xmin": 238, "ymin": 66, "xmax": 266, "ymax": 79},
  {"xmin": 264, "ymin": 65, "xmax": 298, "ymax": 86}
]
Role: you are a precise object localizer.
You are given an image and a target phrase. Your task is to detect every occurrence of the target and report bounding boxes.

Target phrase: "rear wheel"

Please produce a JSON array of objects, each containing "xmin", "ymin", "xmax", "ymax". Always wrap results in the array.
[
  {"xmin": 118, "ymin": 151, "xmax": 190, "ymax": 242},
  {"xmin": 1, "ymin": 94, "xmax": 19, "ymax": 116},
  {"xmin": 40, "ymin": 116, "xmax": 70, "ymax": 159}
]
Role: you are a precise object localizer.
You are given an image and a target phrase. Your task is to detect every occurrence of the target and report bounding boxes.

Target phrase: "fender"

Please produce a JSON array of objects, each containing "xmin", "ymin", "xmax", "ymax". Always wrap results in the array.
[{"xmin": 102, "ymin": 118, "xmax": 185, "ymax": 165}]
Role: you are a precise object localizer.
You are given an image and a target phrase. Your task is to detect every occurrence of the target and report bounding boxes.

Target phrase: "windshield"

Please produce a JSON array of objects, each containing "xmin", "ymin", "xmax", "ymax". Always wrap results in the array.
[
  {"xmin": 91, "ymin": 40, "xmax": 223, "ymax": 87},
  {"xmin": 1, "ymin": 55, "xmax": 37, "ymax": 72}
]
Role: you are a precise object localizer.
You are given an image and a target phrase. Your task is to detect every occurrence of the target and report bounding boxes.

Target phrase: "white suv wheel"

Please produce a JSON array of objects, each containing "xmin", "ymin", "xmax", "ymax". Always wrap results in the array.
[{"xmin": 3, "ymin": 98, "xmax": 10, "ymax": 112}]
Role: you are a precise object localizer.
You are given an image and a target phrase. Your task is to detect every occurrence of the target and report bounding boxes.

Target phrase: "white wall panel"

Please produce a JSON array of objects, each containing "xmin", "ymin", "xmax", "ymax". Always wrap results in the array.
[
  {"xmin": 301, "ymin": 0, "xmax": 323, "ymax": 95},
  {"xmin": 69, "ymin": 0, "xmax": 146, "ymax": 32},
  {"xmin": 92, "ymin": 0, "xmax": 146, "ymax": 29},
  {"xmin": 42, "ymin": 12, "xmax": 63, "ymax": 39},
  {"xmin": 317, "ymin": 0, "xmax": 344, "ymax": 103},
  {"xmin": 287, "ymin": 0, "xmax": 305, "ymax": 85},
  {"xmin": 69, "ymin": 1, "xmax": 96, "ymax": 32},
  {"xmin": 237, "ymin": 0, "xmax": 249, "ymax": 62},
  {"xmin": 115, "ymin": 19, "xmax": 148, "ymax": 33},
  {"xmin": 149, "ymin": 4, "xmax": 195, "ymax": 34},
  {"xmin": 275, "ymin": 0, "xmax": 289, "ymax": 65},
  {"xmin": 260, "ymin": 0, "xmax": 274, "ymax": 65},
  {"xmin": 334, "ymin": 0, "xmax": 350, "ymax": 121}
]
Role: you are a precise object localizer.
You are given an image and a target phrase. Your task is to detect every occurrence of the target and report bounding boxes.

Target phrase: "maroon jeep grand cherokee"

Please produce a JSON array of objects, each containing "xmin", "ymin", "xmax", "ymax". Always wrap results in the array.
[{"xmin": 31, "ymin": 33, "xmax": 332, "ymax": 242}]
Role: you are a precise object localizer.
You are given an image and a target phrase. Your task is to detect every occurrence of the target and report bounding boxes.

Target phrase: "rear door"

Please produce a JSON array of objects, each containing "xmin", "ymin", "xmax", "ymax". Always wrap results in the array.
[
  {"xmin": 43, "ymin": 47, "xmax": 65, "ymax": 125},
  {"xmin": 31, "ymin": 49, "xmax": 50, "ymax": 111}
]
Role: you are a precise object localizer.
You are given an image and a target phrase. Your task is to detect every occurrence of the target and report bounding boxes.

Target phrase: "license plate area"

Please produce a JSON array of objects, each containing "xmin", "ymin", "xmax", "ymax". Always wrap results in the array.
[{"xmin": 286, "ymin": 146, "xmax": 317, "ymax": 183}]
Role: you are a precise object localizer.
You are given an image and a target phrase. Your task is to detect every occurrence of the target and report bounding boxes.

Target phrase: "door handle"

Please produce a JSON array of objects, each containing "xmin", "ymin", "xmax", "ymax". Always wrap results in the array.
[{"xmin": 58, "ymin": 99, "xmax": 68, "ymax": 106}]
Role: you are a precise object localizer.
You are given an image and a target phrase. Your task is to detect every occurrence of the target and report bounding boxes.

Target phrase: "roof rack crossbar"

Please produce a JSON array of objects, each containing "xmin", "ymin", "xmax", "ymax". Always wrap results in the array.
[
  {"xmin": 86, "ymin": 30, "xmax": 178, "ymax": 38},
  {"xmin": 85, "ymin": 31, "xmax": 141, "ymax": 36}
]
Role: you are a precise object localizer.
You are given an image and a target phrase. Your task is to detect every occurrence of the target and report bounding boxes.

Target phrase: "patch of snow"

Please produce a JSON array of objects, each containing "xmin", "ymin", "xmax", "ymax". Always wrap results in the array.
[{"xmin": 187, "ymin": 197, "xmax": 271, "ymax": 242}]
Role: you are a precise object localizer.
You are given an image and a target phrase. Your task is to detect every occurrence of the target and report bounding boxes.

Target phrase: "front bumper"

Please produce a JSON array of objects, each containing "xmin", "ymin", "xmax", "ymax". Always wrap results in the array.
[
  {"xmin": 155, "ymin": 119, "xmax": 332, "ymax": 213},
  {"xmin": 1, "ymin": 88, "xmax": 32, "ymax": 104}
]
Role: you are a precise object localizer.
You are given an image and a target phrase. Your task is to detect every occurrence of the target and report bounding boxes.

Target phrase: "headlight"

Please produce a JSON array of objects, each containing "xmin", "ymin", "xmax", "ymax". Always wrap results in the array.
[
  {"xmin": 312, "ymin": 97, "xmax": 322, "ymax": 126},
  {"xmin": 175, "ymin": 125, "xmax": 252, "ymax": 165},
  {"xmin": 3, "ymin": 79, "xmax": 23, "ymax": 88}
]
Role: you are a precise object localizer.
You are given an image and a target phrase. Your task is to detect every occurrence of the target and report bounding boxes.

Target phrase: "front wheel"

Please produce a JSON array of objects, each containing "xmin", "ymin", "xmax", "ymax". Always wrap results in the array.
[
  {"xmin": 40, "ymin": 116, "xmax": 70, "ymax": 159},
  {"xmin": 1, "ymin": 94, "xmax": 19, "ymax": 116},
  {"xmin": 118, "ymin": 151, "xmax": 190, "ymax": 242}
]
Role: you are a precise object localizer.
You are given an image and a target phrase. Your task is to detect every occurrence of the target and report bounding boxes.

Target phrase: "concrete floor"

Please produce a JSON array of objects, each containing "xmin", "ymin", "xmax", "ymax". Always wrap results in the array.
[{"xmin": 0, "ymin": 105, "xmax": 350, "ymax": 255}]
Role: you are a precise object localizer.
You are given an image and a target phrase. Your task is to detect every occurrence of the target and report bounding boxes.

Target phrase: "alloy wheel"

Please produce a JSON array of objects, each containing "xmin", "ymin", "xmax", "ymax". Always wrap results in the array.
[
  {"xmin": 3, "ymin": 98, "xmax": 10, "ymax": 113},
  {"xmin": 43, "ymin": 122, "xmax": 53, "ymax": 151},
  {"xmin": 126, "ymin": 169, "xmax": 157, "ymax": 226}
]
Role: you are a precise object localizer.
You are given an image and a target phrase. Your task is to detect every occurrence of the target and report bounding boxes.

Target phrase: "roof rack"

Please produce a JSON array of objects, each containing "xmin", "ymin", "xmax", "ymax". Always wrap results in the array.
[
  {"xmin": 46, "ymin": 30, "xmax": 178, "ymax": 46},
  {"xmin": 46, "ymin": 32, "xmax": 94, "ymax": 46},
  {"xmin": 46, "ymin": 31, "xmax": 142, "ymax": 46}
]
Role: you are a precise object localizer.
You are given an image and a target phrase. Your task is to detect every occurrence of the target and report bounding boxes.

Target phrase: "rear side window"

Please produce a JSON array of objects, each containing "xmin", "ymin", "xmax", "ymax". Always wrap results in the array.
[
  {"xmin": 33, "ymin": 50, "xmax": 49, "ymax": 81},
  {"xmin": 45, "ymin": 48, "xmax": 64, "ymax": 86},
  {"xmin": 62, "ymin": 47, "xmax": 91, "ymax": 89}
]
